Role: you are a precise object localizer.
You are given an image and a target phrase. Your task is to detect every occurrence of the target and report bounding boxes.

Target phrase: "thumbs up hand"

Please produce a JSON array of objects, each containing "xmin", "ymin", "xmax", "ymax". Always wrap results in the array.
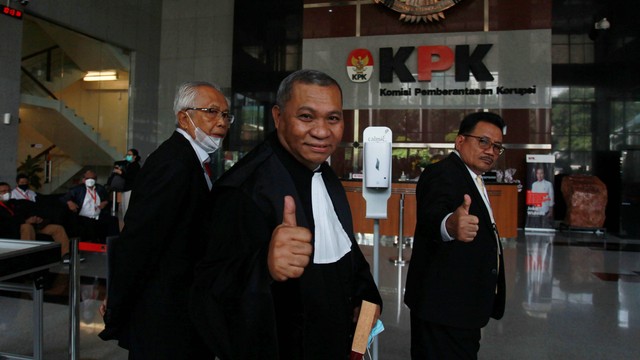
[
  {"xmin": 445, "ymin": 194, "xmax": 479, "ymax": 242},
  {"xmin": 268, "ymin": 195, "xmax": 313, "ymax": 281}
]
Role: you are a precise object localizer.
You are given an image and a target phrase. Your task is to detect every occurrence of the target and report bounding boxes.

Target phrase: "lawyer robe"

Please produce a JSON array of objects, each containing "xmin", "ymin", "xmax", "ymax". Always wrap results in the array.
[{"xmin": 190, "ymin": 132, "xmax": 382, "ymax": 359}]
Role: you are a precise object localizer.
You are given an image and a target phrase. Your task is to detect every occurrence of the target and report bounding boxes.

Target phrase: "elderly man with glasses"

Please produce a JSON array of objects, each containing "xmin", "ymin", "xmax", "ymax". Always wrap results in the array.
[
  {"xmin": 405, "ymin": 111, "xmax": 507, "ymax": 360},
  {"xmin": 99, "ymin": 81, "xmax": 231, "ymax": 359}
]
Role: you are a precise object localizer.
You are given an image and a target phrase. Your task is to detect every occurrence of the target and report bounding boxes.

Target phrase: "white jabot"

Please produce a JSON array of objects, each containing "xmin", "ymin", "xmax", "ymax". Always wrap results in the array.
[{"xmin": 311, "ymin": 172, "xmax": 352, "ymax": 264}]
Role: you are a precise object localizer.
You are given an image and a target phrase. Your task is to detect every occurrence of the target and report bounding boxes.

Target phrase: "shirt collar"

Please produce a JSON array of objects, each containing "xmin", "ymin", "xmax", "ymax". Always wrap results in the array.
[
  {"xmin": 453, "ymin": 150, "xmax": 483, "ymax": 180},
  {"xmin": 176, "ymin": 128, "xmax": 210, "ymax": 164}
]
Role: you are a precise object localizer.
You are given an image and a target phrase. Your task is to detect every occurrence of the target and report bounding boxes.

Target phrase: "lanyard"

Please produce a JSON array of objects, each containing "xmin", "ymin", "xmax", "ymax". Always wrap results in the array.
[
  {"xmin": 87, "ymin": 187, "xmax": 97, "ymax": 205},
  {"xmin": 15, "ymin": 188, "xmax": 30, "ymax": 200},
  {"xmin": 0, "ymin": 201, "xmax": 14, "ymax": 216}
]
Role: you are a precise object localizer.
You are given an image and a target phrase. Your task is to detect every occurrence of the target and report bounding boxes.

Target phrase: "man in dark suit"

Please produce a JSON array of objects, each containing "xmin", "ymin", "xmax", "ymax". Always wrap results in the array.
[
  {"xmin": 99, "ymin": 81, "xmax": 231, "ymax": 359},
  {"xmin": 404, "ymin": 112, "xmax": 507, "ymax": 359}
]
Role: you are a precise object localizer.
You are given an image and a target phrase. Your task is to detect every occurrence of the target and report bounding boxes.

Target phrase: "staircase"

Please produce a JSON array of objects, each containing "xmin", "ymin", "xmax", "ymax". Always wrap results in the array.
[
  {"xmin": 18, "ymin": 17, "xmax": 130, "ymax": 193},
  {"xmin": 20, "ymin": 94, "xmax": 121, "ymax": 166}
]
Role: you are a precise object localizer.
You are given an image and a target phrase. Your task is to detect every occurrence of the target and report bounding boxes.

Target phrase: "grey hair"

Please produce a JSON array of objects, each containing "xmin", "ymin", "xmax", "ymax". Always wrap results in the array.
[
  {"xmin": 172, "ymin": 81, "xmax": 223, "ymax": 116},
  {"xmin": 275, "ymin": 69, "xmax": 342, "ymax": 109}
]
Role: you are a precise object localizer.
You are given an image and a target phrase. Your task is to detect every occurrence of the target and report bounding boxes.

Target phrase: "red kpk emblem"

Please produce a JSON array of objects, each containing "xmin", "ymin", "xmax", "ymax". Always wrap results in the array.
[{"xmin": 347, "ymin": 48, "xmax": 374, "ymax": 83}]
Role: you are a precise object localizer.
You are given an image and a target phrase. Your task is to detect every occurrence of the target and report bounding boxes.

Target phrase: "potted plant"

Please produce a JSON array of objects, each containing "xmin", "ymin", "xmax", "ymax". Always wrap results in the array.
[{"xmin": 17, "ymin": 155, "xmax": 44, "ymax": 190}]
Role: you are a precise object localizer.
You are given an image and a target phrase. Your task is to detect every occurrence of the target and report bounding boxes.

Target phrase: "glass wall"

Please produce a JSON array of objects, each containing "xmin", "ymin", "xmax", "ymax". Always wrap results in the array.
[
  {"xmin": 19, "ymin": 15, "xmax": 131, "ymax": 192},
  {"xmin": 551, "ymin": 86, "xmax": 594, "ymax": 174}
]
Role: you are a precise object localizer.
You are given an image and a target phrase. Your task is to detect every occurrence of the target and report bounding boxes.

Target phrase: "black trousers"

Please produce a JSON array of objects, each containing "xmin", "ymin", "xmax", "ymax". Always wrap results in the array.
[
  {"xmin": 410, "ymin": 312, "xmax": 481, "ymax": 360},
  {"xmin": 73, "ymin": 215, "xmax": 109, "ymax": 243}
]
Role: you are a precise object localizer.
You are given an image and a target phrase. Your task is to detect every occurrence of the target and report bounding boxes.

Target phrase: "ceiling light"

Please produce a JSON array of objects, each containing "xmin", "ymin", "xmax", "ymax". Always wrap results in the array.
[{"xmin": 83, "ymin": 70, "xmax": 118, "ymax": 81}]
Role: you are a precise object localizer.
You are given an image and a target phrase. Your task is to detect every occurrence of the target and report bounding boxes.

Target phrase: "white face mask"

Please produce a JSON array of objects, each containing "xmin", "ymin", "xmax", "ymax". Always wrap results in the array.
[
  {"xmin": 186, "ymin": 112, "xmax": 221, "ymax": 153},
  {"xmin": 1, "ymin": 193, "xmax": 10, "ymax": 201},
  {"xmin": 85, "ymin": 179, "xmax": 96, "ymax": 188}
]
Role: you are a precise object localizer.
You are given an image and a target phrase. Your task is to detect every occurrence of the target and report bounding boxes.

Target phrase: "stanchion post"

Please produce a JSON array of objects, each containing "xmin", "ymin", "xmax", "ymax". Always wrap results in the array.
[
  {"xmin": 69, "ymin": 237, "xmax": 80, "ymax": 360},
  {"xmin": 33, "ymin": 278, "xmax": 44, "ymax": 360},
  {"xmin": 372, "ymin": 219, "xmax": 380, "ymax": 360},
  {"xmin": 390, "ymin": 193, "xmax": 408, "ymax": 265},
  {"xmin": 111, "ymin": 191, "xmax": 117, "ymax": 217}
]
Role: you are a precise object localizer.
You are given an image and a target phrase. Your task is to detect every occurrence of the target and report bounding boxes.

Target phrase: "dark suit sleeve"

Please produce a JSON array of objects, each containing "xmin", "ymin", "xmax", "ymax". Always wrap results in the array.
[
  {"xmin": 123, "ymin": 162, "xmax": 141, "ymax": 191},
  {"xmin": 62, "ymin": 186, "xmax": 80, "ymax": 206},
  {"xmin": 414, "ymin": 161, "xmax": 462, "ymax": 243},
  {"xmin": 101, "ymin": 156, "xmax": 194, "ymax": 338},
  {"xmin": 190, "ymin": 188, "xmax": 278, "ymax": 359}
]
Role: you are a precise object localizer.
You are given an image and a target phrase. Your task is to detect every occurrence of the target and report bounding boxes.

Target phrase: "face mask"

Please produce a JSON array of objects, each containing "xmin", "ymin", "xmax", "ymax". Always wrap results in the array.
[
  {"xmin": 18, "ymin": 184, "xmax": 29, "ymax": 191},
  {"xmin": 125, "ymin": 155, "xmax": 134, "ymax": 162},
  {"xmin": 186, "ymin": 112, "xmax": 221, "ymax": 153},
  {"xmin": 85, "ymin": 179, "xmax": 96, "ymax": 187},
  {"xmin": 1, "ymin": 193, "xmax": 10, "ymax": 201}
]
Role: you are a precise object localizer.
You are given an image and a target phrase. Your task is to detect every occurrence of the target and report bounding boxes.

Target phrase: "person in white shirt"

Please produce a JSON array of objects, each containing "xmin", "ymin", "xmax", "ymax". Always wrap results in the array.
[
  {"xmin": 527, "ymin": 167, "xmax": 555, "ymax": 228},
  {"xmin": 63, "ymin": 170, "xmax": 110, "ymax": 243},
  {"xmin": 11, "ymin": 173, "xmax": 37, "ymax": 202}
]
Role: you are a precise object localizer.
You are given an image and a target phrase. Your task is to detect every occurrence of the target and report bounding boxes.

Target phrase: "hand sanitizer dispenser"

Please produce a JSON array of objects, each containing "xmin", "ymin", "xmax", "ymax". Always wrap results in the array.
[
  {"xmin": 362, "ymin": 126, "xmax": 392, "ymax": 219},
  {"xmin": 364, "ymin": 142, "xmax": 391, "ymax": 189}
]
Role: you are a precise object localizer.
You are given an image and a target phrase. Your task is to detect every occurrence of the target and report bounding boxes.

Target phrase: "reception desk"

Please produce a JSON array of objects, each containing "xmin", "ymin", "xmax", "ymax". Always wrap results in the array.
[
  {"xmin": 485, "ymin": 183, "xmax": 519, "ymax": 238},
  {"xmin": 342, "ymin": 181, "xmax": 518, "ymax": 239}
]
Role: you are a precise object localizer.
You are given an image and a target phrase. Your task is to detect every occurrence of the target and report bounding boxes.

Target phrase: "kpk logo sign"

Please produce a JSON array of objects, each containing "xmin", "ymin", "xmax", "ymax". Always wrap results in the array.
[
  {"xmin": 347, "ymin": 44, "xmax": 493, "ymax": 83},
  {"xmin": 346, "ymin": 49, "xmax": 374, "ymax": 83},
  {"xmin": 306, "ymin": 29, "xmax": 552, "ymax": 108}
]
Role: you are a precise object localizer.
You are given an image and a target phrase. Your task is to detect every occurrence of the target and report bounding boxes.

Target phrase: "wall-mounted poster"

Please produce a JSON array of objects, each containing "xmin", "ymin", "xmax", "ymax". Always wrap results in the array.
[{"xmin": 525, "ymin": 154, "xmax": 556, "ymax": 232}]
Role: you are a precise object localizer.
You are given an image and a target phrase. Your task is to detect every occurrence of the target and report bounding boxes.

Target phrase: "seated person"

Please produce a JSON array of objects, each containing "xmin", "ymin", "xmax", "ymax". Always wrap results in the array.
[
  {"xmin": 11, "ymin": 173, "xmax": 38, "ymax": 202},
  {"xmin": 1, "ymin": 181, "xmax": 81, "ymax": 263},
  {"xmin": 63, "ymin": 169, "xmax": 111, "ymax": 243}
]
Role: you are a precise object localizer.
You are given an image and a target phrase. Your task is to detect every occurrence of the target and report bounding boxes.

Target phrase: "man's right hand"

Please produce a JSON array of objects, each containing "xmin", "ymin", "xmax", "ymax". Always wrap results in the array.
[
  {"xmin": 25, "ymin": 216, "xmax": 42, "ymax": 225},
  {"xmin": 67, "ymin": 201, "xmax": 79, "ymax": 212},
  {"xmin": 445, "ymin": 194, "xmax": 479, "ymax": 242},
  {"xmin": 268, "ymin": 195, "xmax": 313, "ymax": 281}
]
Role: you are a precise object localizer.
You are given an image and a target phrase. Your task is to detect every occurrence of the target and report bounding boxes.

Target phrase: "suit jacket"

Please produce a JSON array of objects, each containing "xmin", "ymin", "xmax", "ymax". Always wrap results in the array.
[
  {"xmin": 404, "ymin": 153, "xmax": 505, "ymax": 329},
  {"xmin": 0, "ymin": 201, "xmax": 21, "ymax": 239},
  {"xmin": 121, "ymin": 161, "xmax": 141, "ymax": 191},
  {"xmin": 99, "ymin": 131, "xmax": 211, "ymax": 357},
  {"xmin": 190, "ymin": 133, "xmax": 382, "ymax": 359}
]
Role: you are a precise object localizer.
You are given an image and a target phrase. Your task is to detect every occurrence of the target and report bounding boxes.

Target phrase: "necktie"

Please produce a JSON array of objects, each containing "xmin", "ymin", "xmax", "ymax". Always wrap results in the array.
[
  {"xmin": 204, "ymin": 162, "xmax": 212, "ymax": 178},
  {"xmin": 476, "ymin": 175, "xmax": 494, "ymax": 222},
  {"xmin": 475, "ymin": 175, "xmax": 484, "ymax": 194}
]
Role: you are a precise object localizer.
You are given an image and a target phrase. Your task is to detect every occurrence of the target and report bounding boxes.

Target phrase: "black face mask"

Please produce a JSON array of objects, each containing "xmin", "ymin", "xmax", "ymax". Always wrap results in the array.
[{"xmin": 18, "ymin": 184, "xmax": 29, "ymax": 191}]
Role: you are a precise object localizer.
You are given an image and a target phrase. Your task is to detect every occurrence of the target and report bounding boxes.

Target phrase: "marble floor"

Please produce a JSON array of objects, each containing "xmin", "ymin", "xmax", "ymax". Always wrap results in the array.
[{"xmin": 1, "ymin": 229, "xmax": 639, "ymax": 359}]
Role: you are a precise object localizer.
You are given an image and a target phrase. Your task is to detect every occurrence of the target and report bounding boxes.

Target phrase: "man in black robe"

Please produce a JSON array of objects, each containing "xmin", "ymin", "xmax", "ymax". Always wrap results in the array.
[{"xmin": 190, "ymin": 69, "xmax": 382, "ymax": 359}]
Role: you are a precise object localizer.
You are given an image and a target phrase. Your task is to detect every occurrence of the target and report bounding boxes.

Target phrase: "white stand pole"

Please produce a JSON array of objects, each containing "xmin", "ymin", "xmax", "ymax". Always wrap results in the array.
[
  {"xmin": 372, "ymin": 219, "xmax": 380, "ymax": 360},
  {"xmin": 69, "ymin": 237, "xmax": 80, "ymax": 360}
]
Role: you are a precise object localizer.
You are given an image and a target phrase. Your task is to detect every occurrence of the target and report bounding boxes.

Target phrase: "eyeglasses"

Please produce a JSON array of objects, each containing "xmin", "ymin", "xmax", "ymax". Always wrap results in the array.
[
  {"xmin": 463, "ymin": 134, "xmax": 505, "ymax": 155},
  {"xmin": 184, "ymin": 107, "xmax": 235, "ymax": 124}
]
